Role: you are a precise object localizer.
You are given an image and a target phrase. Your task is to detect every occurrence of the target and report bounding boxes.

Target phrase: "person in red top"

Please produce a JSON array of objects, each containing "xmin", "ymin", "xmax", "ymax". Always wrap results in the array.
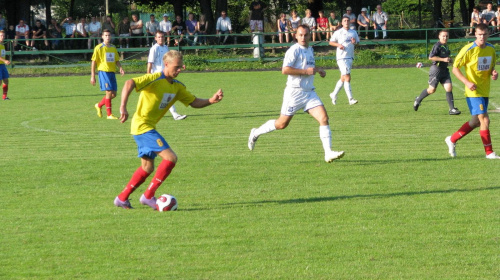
[{"xmin": 316, "ymin": 10, "xmax": 329, "ymax": 40}]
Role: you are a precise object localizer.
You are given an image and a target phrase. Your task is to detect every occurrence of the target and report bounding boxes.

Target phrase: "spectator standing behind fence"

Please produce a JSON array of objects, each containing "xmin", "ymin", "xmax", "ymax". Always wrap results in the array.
[
  {"xmin": 316, "ymin": 10, "xmax": 329, "ymax": 40},
  {"xmin": 88, "ymin": 16, "xmax": 101, "ymax": 49},
  {"xmin": 171, "ymin": 15, "xmax": 186, "ymax": 46},
  {"xmin": 470, "ymin": 7, "xmax": 481, "ymax": 35},
  {"xmin": 130, "ymin": 14, "xmax": 144, "ymax": 47},
  {"xmin": 118, "ymin": 16, "xmax": 131, "ymax": 48},
  {"xmin": 302, "ymin": 9, "xmax": 317, "ymax": 41},
  {"xmin": 159, "ymin": 14, "xmax": 172, "ymax": 46},
  {"xmin": 216, "ymin": 11, "xmax": 232, "ymax": 45},
  {"xmin": 197, "ymin": 15, "xmax": 208, "ymax": 45},
  {"xmin": 249, "ymin": 0, "xmax": 267, "ymax": 32},
  {"xmin": 0, "ymin": 14, "xmax": 7, "ymax": 31},
  {"xmin": 482, "ymin": 3, "xmax": 496, "ymax": 29},
  {"xmin": 185, "ymin": 13, "xmax": 198, "ymax": 46},
  {"xmin": 102, "ymin": 16, "xmax": 115, "ymax": 43},
  {"xmin": 48, "ymin": 19, "xmax": 62, "ymax": 50},
  {"xmin": 14, "ymin": 19, "xmax": 29, "ymax": 51},
  {"xmin": 30, "ymin": 20, "xmax": 49, "ymax": 50},
  {"xmin": 61, "ymin": 17, "xmax": 76, "ymax": 49},
  {"xmin": 147, "ymin": 31, "xmax": 187, "ymax": 120},
  {"xmin": 75, "ymin": 18, "xmax": 89, "ymax": 49},
  {"xmin": 288, "ymin": 10, "xmax": 300, "ymax": 40},
  {"xmin": 372, "ymin": 5, "xmax": 388, "ymax": 39},
  {"xmin": 357, "ymin": 8, "xmax": 370, "ymax": 39},
  {"xmin": 145, "ymin": 14, "xmax": 159, "ymax": 47},
  {"xmin": 343, "ymin": 7, "xmax": 356, "ymax": 30},
  {"xmin": 0, "ymin": 30, "xmax": 11, "ymax": 100},
  {"xmin": 277, "ymin": 13, "xmax": 289, "ymax": 44}
]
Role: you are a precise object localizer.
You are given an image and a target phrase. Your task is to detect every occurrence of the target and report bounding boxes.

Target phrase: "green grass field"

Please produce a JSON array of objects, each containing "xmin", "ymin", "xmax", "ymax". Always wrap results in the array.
[{"xmin": 1, "ymin": 67, "xmax": 499, "ymax": 279}]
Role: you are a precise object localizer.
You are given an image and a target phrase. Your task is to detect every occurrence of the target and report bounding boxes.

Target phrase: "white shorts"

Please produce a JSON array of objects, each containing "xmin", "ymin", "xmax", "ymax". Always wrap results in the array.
[
  {"xmin": 280, "ymin": 87, "xmax": 323, "ymax": 116},
  {"xmin": 250, "ymin": 20, "xmax": 264, "ymax": 32},
  {"xmin": 337, "ymin": 58, "xmax": 353, "ymax": 76}
]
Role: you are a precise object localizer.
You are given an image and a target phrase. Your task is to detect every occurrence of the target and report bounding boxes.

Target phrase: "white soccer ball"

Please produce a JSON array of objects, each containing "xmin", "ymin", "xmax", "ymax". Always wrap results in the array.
[
  {"xmin": 156, "ymin": 194, "xmax": 178, "ymax": 212},
  {"xmin": 416, "ymin": 62, "xmax": 423, "ymax": 68}
]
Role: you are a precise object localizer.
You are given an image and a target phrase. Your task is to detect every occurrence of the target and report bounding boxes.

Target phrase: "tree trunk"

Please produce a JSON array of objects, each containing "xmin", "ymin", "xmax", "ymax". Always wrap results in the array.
[
  {"xmin": 45, "ymin": 0, "xmax": 52, "ymax": 24},
  {"xmin": 307, "ymin": 0, "xmax": 323, "ymax": 18},
  {"xmin": 450, "ymin": 0, "xmax": 455, "ymax": 22},
  {"xmin": 215, "ymin": 0, "xmax": 227, "ymax": 20},
  {"xmin": 172, "ymin": 0, "xmax": 183, "ymax": 19},
  {"xmin": 199, "ymin": 0, "xmax": 215, "ymax": 34},
  {"xmin": 433, "ymin": 0, "xmax": 442, "ymax": 24},
  {"xmin": 459, "ymin": 0, "xmax": 468, "ymax": 24},
  {"xmin": 69, "ymin": 0, "xmax": 75, "ymax": 17}
]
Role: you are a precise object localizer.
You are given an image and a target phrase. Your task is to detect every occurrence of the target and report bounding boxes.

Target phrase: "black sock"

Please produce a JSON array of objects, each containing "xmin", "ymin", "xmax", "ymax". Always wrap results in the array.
[
  {"xmin": 417, "ymin": 89, "xmax": 429, "ymax": 103},
  {"xmin": 446, "ymin": 91, "xmax": 455, "ymax": 110}
]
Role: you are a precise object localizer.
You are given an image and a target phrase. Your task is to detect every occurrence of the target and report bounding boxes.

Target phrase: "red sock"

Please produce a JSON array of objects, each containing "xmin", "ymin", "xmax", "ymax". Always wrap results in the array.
[
  {"xmin": 143, "ymin": 160, "xmax": 176, "ymax": 199},
  {"xmin": 450, "ymin": 122, "xmax": 474, "ymax": 143},
  {"xmin": 105, "ymin": 98, "xmax": 112, "ymax": 116},
  {"xmin": 2, "ymin": 84, "xmax": 7, "ymax": 99},
  {"xmin": 480, "ymin": 129, "xmax": 494, "ymax": 155},
  {"xmin": 98, "ymin": 96, "xmax": 106, "ymax": 108},
  {"xmin": 118, "ymin": 167, "xmax": 151, "ymax": 201}
]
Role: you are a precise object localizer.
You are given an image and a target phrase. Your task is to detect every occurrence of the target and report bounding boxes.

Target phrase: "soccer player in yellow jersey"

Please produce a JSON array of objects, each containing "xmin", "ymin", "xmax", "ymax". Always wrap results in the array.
[
  {"xmin": 91, "ymin": 29, "xmax": 125, "ymax": 119},
  {"xmin": 0, "ymin": 30, "xmax": 11, "ymax": 100},
  {"xmin": 114, "ymin": 50, "xmax": 223, "ymax": 209},
  {"xmin": 445, "ymin": 23, "xmax": 500, "ymax": 159}
]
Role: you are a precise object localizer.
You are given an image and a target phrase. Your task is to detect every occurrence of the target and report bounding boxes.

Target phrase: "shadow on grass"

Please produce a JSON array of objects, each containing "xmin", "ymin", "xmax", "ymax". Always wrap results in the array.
[
  {"xmin": 25, "ymin": 93, "xmax": 103, "ymax": 100},
  {"xmin": 182, "ymin": 186, "xmax": 500, "ymax": 211}
]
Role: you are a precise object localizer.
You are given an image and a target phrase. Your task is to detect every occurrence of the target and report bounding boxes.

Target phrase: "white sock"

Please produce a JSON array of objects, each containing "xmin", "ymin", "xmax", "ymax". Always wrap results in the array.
[
  {"xmin": 254, "ymin": 120, "xmax": 276, "ymax": 137},
  {"xmin": 331, "ymin": 80, "xmax": 343, "ymax": 99},
  {"xmin": 169, "ymin": 105, "xmax": 179, "ymax": 116},
  {"xmin": 319, "ymin": 125, "xmax": 332, "ymax": 153},
  {"xmin": 344, "ymin": 81, "xmax": 353, "ymax": 100}
]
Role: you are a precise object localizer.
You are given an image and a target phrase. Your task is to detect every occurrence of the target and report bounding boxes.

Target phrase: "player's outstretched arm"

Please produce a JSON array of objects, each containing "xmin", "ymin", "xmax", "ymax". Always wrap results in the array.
[
  {"xmin": 119, "ymin": 79, "xmax": 136, "ymax": 123},
  {"xmin": 190, "ymin": 89, "xmax": 224, "ymax": 108},
  {"xmin": 282, "ymin": 66, "xmax": 315, "ymax": 76}
]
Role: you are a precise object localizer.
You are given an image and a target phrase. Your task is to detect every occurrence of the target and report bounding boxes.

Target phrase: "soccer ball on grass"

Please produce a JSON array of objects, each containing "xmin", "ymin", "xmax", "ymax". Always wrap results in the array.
[{"xmin": 156, "ymin": 194, "xmax": 178, "ymax": 211}]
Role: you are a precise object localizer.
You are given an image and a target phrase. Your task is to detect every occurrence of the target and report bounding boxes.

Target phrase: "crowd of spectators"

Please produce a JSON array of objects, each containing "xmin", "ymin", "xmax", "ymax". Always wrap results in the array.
[{"xmin": 5, "ymin": 1, "xmax": 498, "ymax": 52}]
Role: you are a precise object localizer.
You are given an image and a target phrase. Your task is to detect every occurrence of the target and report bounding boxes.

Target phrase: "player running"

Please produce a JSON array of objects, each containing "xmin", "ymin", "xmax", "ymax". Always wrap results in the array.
[
  {"xmin": 248, "ymin": 25, "xmax": 344, "ymax": 163},
  {"xmin": 91, "ymin": 29, "xmax": 125, "ymax": 120},
  {"xmin": 414, "ymin": 29, "xmax": 461, "ymax": 115},
  {"xmin": 445, "ymin": 23, "xmax": 500, "ymax": 159},
  {"xmin": 328, "ymin": 16, "xmax": 359, "ymax": 105},
  {"xmin": 0, "ymin": 30, "xmax": 11, "ymax": 100},
  {"xmin": 114, "ymin": 50, "xmax": 223, "ymax": 209}
]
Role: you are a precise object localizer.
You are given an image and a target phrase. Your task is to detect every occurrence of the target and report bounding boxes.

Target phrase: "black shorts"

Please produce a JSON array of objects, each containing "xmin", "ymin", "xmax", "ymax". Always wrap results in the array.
[{"xmin": 428, "ymin": 66, "xmax": 451, "ymax": 88}]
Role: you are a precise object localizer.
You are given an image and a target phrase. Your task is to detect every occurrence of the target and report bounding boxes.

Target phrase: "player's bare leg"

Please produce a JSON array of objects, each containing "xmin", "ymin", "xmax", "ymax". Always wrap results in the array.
[
  {"xmin": 308, "ymin": 105, "xmax": 344, "ymax": 162},
  {"xmin": 248, "ymin": 115, "xmax": 293, "ymax": 151}
]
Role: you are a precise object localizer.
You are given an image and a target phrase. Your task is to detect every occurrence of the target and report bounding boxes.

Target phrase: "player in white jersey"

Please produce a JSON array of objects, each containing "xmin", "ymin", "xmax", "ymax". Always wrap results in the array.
[
  {"xmin": 147, "ymin": 31, "xmax": 187, "ymax": 121},
  {"xmin": 248, "ymin": 25, "xmax": 345, "ymax": 163},
  {"xmin": 329, "ymin": 16, "xmax": 359, "ymax": 105}
]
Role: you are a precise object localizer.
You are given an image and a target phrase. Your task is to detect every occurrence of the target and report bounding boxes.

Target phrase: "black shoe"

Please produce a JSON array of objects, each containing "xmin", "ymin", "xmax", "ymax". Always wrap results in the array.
[
  {"xmin": 449, "ymin": 108, "xmax": 461, "ymax": 115},
  {"xmin": 413, "ymin": 97, "xmax": 420, "ymax": 111}
]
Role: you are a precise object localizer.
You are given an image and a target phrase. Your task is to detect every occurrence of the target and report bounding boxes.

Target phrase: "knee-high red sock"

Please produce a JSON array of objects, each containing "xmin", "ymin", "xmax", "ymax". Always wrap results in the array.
[
  {"xmin": 98, "ymin": 96, "xmax": 106, "ymax": 108},
  {"xmin": 118, "ymin": 167, "xmax": 151, "ymax": 201},
  {"xmin": 450, "ymin": 122, "xmax": 474, "ymax": 143},
  {"xmin": 480, "ymin": 129, "xmax": 494, "ymax": 155},
  {"xmin": 105, "ymin": 98, "xmax": 112, "ymax": 116},
  {"xmin": 143, "ymin": 160, "xmax": 176, "ymax": 199},
  {"xmin": 2, "ymin": 84, "xmax": 7, "ymax": 99}
]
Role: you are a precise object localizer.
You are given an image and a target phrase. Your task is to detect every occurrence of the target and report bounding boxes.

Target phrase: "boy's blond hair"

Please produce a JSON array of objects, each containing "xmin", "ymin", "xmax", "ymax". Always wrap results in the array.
[{"xmin": 163, "ymin": 50, "xmax": 183, "ymax": 64}]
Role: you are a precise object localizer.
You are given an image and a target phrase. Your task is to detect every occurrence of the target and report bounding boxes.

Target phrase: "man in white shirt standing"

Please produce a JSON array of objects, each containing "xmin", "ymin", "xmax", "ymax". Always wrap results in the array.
[
  {"xmin": 88, "ymin": 16, "xmax": 101, "ymax": 49},
  {"xmin": 329, "ymin": 16, "xmax": 359, "ymax": 105},
  {"xmin": 248, "ymin": 24, "xmax": 345, "ymax": 163},
  {"xmin": 216, "ymin": 11, "xmax": 232, "ymax": 44},
  {"xmin": 146, "ymin": 31, "xmax": 187, "ymax": 120},
  {"xmin": 372, "ymin": 4, "xmax": 389, "ymax": 39},
  {"xmin": 159, "ymin": 14, "xmax": 172, "ymax": 46}
]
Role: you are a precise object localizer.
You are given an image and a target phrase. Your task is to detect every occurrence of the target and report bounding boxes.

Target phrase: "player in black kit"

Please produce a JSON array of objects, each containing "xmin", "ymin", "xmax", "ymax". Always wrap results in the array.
[{"xmin": 414, "ymin": 30, "xmax": 461, "ymax": 115}]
